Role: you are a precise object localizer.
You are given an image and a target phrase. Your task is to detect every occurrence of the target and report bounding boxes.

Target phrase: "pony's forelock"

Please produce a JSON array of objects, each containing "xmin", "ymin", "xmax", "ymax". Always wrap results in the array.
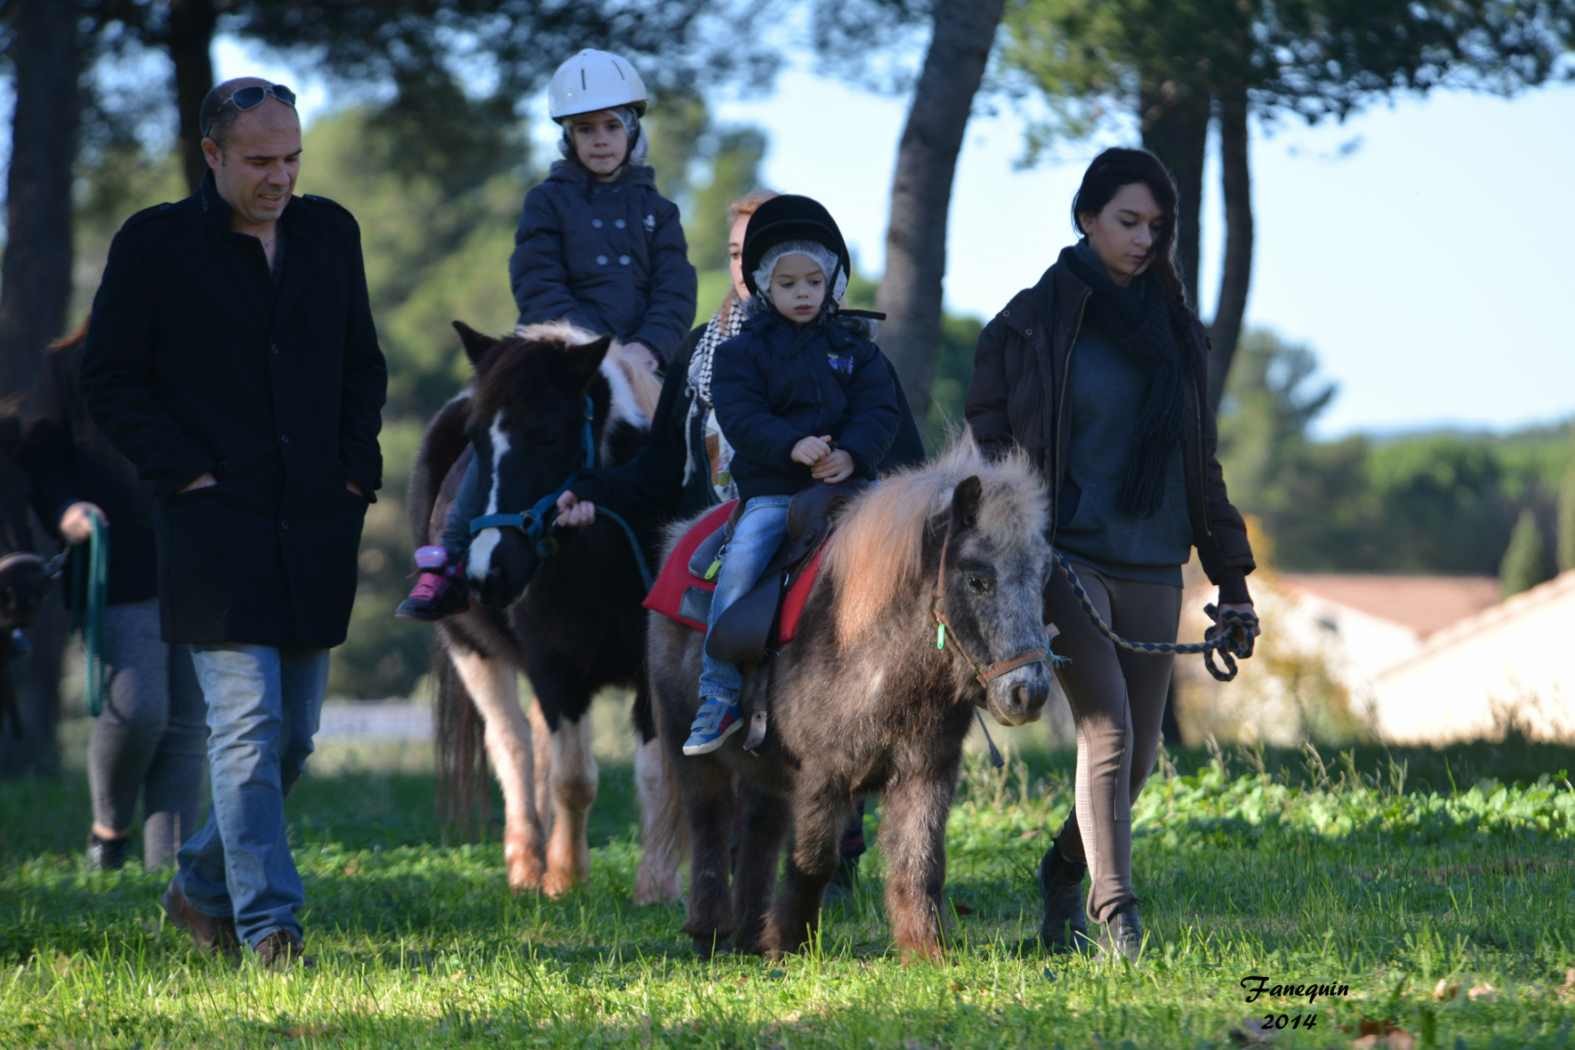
[
  {"xmin": 468, "ymin": 321, "xmax": 661, "ymax": 435},
  {"xmin": 823, "ymin": 435, "xmax": 1047, "ymax": 646}
]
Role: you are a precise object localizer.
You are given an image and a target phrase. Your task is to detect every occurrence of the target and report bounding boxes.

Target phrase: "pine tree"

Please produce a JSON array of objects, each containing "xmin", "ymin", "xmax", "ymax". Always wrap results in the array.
[
  {"xmin": 1499, "ymin": 509, "xmax": 1552, "ymax": 598},
  {"xmin": 1557, "ymin": 466, "xmax": 1575, "ymax": 573}
]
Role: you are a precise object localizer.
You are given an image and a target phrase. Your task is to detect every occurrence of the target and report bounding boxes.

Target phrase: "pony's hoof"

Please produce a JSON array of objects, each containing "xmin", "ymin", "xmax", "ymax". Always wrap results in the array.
[
  {"xmin": 689, "ymin": 932, "xmax": 733, "ymax": 960},
  {"xmin": 897, "ymin": 938, "xmax": 945, "ymax": 964},
  {"xmin": 542, "ymin": 866, "xmax": 579, "ymax": 899},
  {"xmin": 505, "ymin": 837, "xmax": 545, "ymax": 893},
  {"xmin": 732, "ymin": 933, "xmax": 769, "ymax": 957},
  {"xmin": 632, "ymin": 864, "xmax": 683, "ymax": 905},
  {"xmin": 507, "ymin": 860, "xmax": 545, "ymax": 893}
]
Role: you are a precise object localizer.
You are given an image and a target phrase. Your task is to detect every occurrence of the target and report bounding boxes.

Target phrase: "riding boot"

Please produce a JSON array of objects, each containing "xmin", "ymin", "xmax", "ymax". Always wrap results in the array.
[
  {"xmin": 1102, "ymin": 901, "xmax": 1144, "ymax": 963},
  {"xmin": 395, "ymin": 546, "xmax": 469, "ymax": 621},
  {"xmin": 1037, "ymin": 841, "xmax": 1089, "ymax": 952},
  {"xmin": 86, "ymin": 831, "xmax": 129, "ymax": 872}
]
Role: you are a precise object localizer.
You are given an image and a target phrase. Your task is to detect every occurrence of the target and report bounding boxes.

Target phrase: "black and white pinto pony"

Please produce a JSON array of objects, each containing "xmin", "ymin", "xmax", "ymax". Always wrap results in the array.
[
  {"xmin": 410, "ymin": 321, "xmax": 680, "ymax": 900},
  {"xmin": 645, "ymin": 440, "xmax": 1057, "ymax": 960}
]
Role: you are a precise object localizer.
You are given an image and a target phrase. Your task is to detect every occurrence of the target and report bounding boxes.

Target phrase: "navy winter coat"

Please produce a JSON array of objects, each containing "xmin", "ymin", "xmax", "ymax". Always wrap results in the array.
[
  {"xmin": 509, "ymin": 160, "xmax": 698, "ymax": 363},
  {"xmin": 711, "ymin": 308, "xmax": 901, "ymax": 501},
  {"xmin": 574, "ymin": 321, "xmax": 927, "ymax": 525}
]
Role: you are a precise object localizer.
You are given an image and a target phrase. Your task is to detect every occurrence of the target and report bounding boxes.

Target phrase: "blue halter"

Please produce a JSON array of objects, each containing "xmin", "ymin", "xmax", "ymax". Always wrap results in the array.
[{"xmin": 467, "ymin": 395, "xmax": 654, "ymax": 589}]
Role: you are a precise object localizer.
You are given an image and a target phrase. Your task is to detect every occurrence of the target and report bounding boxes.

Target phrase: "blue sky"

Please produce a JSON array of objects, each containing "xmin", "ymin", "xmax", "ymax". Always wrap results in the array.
[{"xmin": 219, "ymin": 41, "xmax": 1575, "ymax": 438}]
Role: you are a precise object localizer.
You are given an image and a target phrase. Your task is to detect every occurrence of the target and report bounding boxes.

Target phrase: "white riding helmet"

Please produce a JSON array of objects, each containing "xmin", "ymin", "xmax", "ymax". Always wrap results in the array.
[{"xmin": 547, "ymin": 49, "xmax": 649, "ymax": 121}]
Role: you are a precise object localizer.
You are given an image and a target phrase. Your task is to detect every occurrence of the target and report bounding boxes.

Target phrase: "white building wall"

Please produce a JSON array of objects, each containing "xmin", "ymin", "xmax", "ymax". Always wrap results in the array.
[{"xmin": 1371, "ymin": 574, "xmax": 1575, "ymax": 743}]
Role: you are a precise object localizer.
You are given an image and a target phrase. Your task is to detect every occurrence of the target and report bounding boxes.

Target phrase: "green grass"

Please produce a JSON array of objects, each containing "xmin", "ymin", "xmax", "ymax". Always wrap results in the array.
[{"xmin": 2, "ymin": 719, "xmax": 1572, "ymax": 1048}]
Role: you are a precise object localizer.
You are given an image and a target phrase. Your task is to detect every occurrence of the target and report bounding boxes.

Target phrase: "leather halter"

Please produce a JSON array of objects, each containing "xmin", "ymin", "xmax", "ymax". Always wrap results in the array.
[{"xmin": 930, "ymin": 533, "xmax": 1047, "ymax": 690}]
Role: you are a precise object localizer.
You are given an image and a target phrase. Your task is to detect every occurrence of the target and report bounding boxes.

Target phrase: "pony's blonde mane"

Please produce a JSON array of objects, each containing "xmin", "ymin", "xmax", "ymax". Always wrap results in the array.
[
  {"xmin": 512, "ymin": 320, "xmax": 661, "ymax": 426},
  {"xmin": 822, "ymin": 435, "xmax": 1048, "ymax": 646}
]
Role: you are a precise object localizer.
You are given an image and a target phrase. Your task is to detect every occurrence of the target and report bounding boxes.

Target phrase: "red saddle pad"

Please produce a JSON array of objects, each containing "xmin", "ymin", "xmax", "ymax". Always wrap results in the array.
[{"xmin": 643, "ymin": 500, "xmax": 827, "ymax": 645}]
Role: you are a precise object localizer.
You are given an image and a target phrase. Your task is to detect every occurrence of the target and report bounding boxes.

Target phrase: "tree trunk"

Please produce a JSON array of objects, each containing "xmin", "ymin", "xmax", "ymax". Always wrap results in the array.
[
  {"xmin": 0, "ymin": 0, "xmax": 83, "ymax": 401},
  {"xmin": 1137, "ymin": 75, "xmax": 1210, "ymax": 307},
  {"xmin": 874, "ymin": 0, "xmax": 1006, "ymax": 422},
  {"xmin": 1209, "ymin": 80, "xmax": 1254, "ymax": 413},
  {"xmin": 169, "ymin": 0, "xmax": 219, "ymax": 193}
]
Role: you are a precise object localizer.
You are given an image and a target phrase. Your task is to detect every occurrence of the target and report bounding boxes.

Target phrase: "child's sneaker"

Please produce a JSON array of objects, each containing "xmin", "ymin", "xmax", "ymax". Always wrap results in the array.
[
  {"xmin": 682, "ymin": 697, "xmax": 743, "ymax": 756},
  {"xmin": 395, "ymin": 546, "xmax": 469, "ymax": 621}
]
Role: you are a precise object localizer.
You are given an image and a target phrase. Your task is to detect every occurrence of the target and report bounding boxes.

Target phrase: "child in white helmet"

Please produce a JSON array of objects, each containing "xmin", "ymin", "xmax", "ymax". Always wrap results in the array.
[{"xmin": 397, "ymin": 49, "xmax": 698, "ymax": 621}]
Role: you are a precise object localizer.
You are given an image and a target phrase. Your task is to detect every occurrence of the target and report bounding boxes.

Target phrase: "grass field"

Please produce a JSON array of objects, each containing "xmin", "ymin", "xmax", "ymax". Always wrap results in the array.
[{"xmin": 1, "ymin": 709, "xmax": 1572, "ymax": 1048}]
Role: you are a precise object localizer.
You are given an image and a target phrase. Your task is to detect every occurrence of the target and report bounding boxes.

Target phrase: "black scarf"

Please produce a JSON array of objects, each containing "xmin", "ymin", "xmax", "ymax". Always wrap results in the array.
[{"xmin": 1062, "ymin": 240, "xmax": 1189, "ymax": 518}]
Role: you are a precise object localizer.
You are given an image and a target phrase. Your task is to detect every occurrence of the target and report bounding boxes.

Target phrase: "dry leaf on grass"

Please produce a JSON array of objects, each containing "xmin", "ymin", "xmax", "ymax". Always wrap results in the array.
[
  {"xmin": 1558, "ymin": 969, "xmax": 1575, "ymax": 1000},
  {"xmin": 1467, "ymin": 982, "xmax": 1497, "ymax": 1002},
  {"xmin": 1432, "ymin": 978, "xmax": 1459, "ymax": 1001},
  {"xmin": 1349, "ymin": 1018, "xmax": 1416, "ymax": 1050}
]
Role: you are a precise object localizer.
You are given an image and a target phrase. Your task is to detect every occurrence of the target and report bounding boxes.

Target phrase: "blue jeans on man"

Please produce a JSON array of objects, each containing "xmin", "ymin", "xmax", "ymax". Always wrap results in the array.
[
  {"xmin": 174, "ymin": 645, "xmax": 329, "ymax": 948},
  {"xmin": 685, "ymin": 495, "xmax": 790, "ymax": 755}
]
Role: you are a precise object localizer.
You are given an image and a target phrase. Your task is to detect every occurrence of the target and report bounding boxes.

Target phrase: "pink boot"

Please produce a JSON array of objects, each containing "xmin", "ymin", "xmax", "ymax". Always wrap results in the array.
[{"xmin": 394, "ymin": 546, "xmax": 469, "ymax": 621}]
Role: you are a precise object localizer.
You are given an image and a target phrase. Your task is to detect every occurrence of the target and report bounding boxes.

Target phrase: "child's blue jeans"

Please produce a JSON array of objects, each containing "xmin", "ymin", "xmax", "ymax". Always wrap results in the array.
[
  {"xmin": 698, "ymin": 495, "xmax": 791, "ymax": 704},
  {"xmin": 439, "ymin": 457, "xmax": 487, "ymax": 557}
]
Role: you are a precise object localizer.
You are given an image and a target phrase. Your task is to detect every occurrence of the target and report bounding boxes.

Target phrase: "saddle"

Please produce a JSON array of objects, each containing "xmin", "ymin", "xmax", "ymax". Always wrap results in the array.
[{"xmin": 643, "ymin": 482, "xmax": 863, "ymax": 664}]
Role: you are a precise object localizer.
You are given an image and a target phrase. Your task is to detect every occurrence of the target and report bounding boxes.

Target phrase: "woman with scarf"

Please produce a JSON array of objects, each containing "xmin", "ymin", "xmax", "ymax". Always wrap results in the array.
[
  {"xmin": 558, "ymin": 189, "xmax": 926, "ymax": 888},
  {"xmin": 966, "ymin": 148, "xmax": 1258, "ymax": 962}
]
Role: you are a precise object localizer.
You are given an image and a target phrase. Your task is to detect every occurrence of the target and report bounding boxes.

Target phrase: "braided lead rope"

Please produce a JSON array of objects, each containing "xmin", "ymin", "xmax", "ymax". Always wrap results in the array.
[{"xmin": 1053, "ymin": 551, "xmax": 1257, "ymax": 683}]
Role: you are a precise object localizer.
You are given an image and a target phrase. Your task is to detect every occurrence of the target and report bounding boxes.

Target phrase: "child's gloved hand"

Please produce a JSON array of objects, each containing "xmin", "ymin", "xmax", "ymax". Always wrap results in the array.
[
  {"xmin": 791, "ymin": 435, "xmax": 833, "ymax": 466},
  {"xmin": 811, "ymin": 450, "xmax": 854, "ymax": 483},
  {"xmin": 555, "ymin": 490, "xmax": 597, "ymax": 528}
]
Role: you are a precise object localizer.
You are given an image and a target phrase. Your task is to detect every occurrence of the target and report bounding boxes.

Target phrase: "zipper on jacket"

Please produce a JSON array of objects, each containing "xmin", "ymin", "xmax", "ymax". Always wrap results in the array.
[
  {"xmin": 1049, "ymin": 292, "xmax": 1090, "ymax": 551},
  {"xmin": 1190, "ymin": 357, "xmax": 1213, "ymax": 540}
]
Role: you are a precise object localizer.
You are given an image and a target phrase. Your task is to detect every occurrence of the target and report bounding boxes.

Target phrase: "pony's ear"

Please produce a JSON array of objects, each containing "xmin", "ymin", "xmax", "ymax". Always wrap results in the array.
[
  {"xmin": 565, "ymin": 334, "xmax": 614, "ymax": 391},
  {"xmin": 949, "ymin": 475, "xmax": 983, "ymax": 534},
  {"xmin": 452, "ymin": 321, "xmax": 498, "ymax": 367}
]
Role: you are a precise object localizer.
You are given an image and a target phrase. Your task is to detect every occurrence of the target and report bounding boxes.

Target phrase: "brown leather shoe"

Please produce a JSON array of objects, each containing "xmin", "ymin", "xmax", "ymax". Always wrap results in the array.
[
  {"xmin": 253, "ymin": 929, "xmax": 312, "ymax": 970},
  {"xmin": 160, "ymin": 878, "xmax": 240, "ymax": 958}
]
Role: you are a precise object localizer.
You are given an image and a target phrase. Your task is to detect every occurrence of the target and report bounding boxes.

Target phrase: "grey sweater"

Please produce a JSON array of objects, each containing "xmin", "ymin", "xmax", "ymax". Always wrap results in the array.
[{"xmin": 1055, "ymin": 244, "xmax": 1193, "ymax": 585}]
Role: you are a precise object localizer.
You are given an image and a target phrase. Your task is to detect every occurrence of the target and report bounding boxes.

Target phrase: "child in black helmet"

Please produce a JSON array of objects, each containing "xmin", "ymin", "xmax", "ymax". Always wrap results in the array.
[{"xmin": 681, "ymin": 194, "xmax": 900, "ymax": 755}]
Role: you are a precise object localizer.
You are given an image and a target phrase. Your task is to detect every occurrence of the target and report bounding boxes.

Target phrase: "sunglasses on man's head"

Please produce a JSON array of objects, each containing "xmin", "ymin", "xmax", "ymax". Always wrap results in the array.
[{"xmin": 203, "ymin": 83, "xmax": 296, "ymax": 135}]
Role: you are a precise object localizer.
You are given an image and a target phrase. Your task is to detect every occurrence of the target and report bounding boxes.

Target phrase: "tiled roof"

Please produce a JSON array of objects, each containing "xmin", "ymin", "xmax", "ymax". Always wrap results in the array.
[{"xmin": 1278, "ymin": 573, "xmax": 1502, "ymax": 637}]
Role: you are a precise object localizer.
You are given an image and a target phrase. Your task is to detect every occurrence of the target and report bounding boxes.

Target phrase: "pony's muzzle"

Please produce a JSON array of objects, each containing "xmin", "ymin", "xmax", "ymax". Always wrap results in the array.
[{"xmin": 989, "ymin": 664, "xmax": 1051, "ymax": 726}]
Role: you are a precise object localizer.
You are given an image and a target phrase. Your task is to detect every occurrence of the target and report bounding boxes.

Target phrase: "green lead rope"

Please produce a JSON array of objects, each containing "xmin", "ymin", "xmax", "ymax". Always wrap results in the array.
[{"xmin": 67, "ymin": 510, "xmax": 110, "ymax": 718}]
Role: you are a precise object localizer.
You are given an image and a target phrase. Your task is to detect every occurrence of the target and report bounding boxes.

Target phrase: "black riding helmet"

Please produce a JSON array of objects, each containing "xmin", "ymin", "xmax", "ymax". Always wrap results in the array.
[{"xmin": 741, "ymin": 194, "xmax": 852, "ymax": 298}]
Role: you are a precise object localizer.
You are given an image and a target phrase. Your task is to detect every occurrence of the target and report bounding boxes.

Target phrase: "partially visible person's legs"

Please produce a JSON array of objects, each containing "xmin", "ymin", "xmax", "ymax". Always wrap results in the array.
[
  {"xmin": 397, "ymin": 454, "xmax": 485, "ymax": 621},
  {"xmin": 1043, "ymin": 561, "xmax": 1180, "ymax": 958},
  {"xmin": 140, "ymin": 644, "xmax": 208, "ymax": 869},
  {"xmin": 1112, "ymin": 584, "xmax": 1180, "ymax": 810},
  {"xmin": 85, "ymin": 599, "xmax": 173, "ymax": 869},
  {"xmin": 1044, "ymin": 565, "xmax": 1130, "ymax": 919},
  {"xmin": 278, "ymin": 647, "xmax": 329, "ymax": 796},
  {"xmin": 175, "ymin": 644, "xmax": 327, "ymax": 950},
  {"xmin": 686, "ymin": 496, "xmax": 791, "ymax": 755}
]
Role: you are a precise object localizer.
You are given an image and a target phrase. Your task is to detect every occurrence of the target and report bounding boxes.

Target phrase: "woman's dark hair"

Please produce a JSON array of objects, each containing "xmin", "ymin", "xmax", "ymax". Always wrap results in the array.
[{"xmin": 1071, "ymin": 147, "xmax": 1188, "ymax": 308}]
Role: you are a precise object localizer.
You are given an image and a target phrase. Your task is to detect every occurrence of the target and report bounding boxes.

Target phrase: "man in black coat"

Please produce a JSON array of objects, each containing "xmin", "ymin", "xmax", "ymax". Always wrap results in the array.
[{"xmin": 81, "ymin": 77, "xmax": 387, "ymax": 968}]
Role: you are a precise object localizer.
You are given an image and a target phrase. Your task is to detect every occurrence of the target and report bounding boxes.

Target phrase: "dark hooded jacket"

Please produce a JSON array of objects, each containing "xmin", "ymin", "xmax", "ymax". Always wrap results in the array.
[
  {"xmin": 20, "ymin": 339, "xmax": 158, "ymax": 606},
  {"xmin": 509, "ymin": 160, "xmax": 698, "ymax": 363},
  {"xmin": 573, "ymin": 318, "xmax": 926, "ymax": 525},
  {"xmin": 711, "ymin": 307, "xmax": 901, "ymax": 502},
  {"xmin": 965, "ymin": 252, "xmax": 1255, "ymax": 602}
]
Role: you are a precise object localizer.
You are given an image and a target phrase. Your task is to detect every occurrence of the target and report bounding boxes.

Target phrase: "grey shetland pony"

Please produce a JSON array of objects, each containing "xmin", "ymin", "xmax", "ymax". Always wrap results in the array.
[{"xmin": 644, "ymin": 439, "xmax": 1056, "ymax": 960}]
